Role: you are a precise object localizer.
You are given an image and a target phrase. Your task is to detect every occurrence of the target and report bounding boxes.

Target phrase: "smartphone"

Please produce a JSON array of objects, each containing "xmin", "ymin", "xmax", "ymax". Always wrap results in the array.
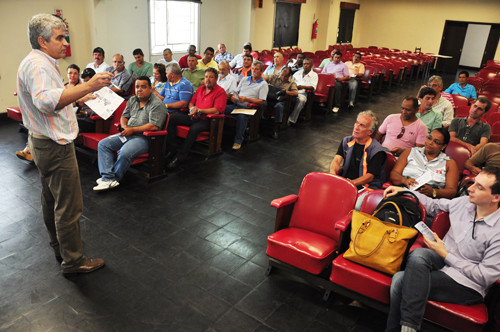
[{"xmin": 414, "ymin": 221, "xmax": 436, "ymax": 241}]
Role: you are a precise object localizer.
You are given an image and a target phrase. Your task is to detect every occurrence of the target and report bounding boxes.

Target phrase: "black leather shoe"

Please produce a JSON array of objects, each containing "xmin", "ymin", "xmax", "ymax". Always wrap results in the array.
[
  {"xmin": 167, "ymin": 157, "xmax": 179, "ymax": 170},
  {"xmin": 55, "ymin": 255, "xmax": 63, "ymax": 263},
  {"xmin": 62, "ymin": 258, "xmax": 105, "ymax": 276}
]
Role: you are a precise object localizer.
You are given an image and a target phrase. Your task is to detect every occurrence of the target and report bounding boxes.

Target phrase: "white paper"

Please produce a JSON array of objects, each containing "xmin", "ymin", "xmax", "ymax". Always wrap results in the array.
[
  {"xmin": 84, "ymin": 87, "xmax": 124, "ymax": 120},
  {"xmin": 414, "ymin": 221, "xmax": 436, "ymax": 241},
  {"xmin": 409, "ymin": 171, "xmax": 433, "ymax": 191},
  {"xmin": 231, "ymin": 108, "xmax": 257, "ymax": 116}
]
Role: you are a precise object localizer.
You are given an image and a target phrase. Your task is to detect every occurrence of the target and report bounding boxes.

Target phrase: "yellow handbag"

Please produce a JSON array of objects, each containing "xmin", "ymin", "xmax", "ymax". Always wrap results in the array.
[{"xmin": 343, "ymin": 203, "xmax": 418, "ymax": 275}]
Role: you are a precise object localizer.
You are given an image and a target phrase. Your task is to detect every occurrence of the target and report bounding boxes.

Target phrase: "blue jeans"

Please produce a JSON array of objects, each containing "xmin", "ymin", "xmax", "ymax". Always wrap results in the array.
[
  {"xmin": 386, "ymin": 248, "xmax": 482, "ymax": 331},
  {"xmin": 273, "ymin": 101, "xmax": 285, "ymax": 123},
  {"xmin": 97, "ymin": 133, "xmax": 149, "ymax": 181},
  {"xmin": 348, "ymin": 78, "xmax": 358, "ymax": 104},
  {"xmin": 225, "ymin": 104, "xmax": 251, "ymax": 144}
]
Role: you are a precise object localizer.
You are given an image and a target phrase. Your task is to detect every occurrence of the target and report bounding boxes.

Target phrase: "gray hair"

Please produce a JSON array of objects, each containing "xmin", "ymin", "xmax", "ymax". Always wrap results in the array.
[
  {"xmin": 28, "ymin": 13, "xmax": 66, "ymax": 49},
  {"xmin": 252, "ymin": 60, "xmax": 264, "ymax": 71},
  {"xmin": 428, "ymin": 75, "xmax": 443, "ymax": 88},
  {"xmin": 166, "ymin": 62, "xmax": 182, "ymax": 76},
  {"xmin": 357, "ymin": 110, "xmax": 379, "ymax": 134}
]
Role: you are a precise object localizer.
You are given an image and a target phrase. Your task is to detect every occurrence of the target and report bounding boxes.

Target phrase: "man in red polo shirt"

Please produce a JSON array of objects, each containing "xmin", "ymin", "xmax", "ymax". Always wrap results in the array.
[{"xmin": 166, "ymin": 67, "xmax": 227, "ymax": 169}]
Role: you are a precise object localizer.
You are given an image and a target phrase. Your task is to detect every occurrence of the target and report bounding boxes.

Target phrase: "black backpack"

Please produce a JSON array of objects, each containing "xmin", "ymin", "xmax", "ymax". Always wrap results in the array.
[{"xmin": 372, "ymin": 191, "xmax": 422, "ymax": 227}]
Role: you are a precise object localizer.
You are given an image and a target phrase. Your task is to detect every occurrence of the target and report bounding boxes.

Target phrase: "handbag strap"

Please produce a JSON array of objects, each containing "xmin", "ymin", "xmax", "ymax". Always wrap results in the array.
[
  {"xmin": 352, "ymin": 221, "xmax": 397, "ymax": 257},
  {"xmin": 372, "ymin": 201, "xmax": 403, "ymax": 226}
]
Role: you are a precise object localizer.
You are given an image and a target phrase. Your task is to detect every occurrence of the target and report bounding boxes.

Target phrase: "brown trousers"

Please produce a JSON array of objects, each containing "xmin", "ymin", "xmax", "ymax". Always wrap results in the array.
[{"xmin": 29, "ymin": 135, "xmax": 86, "ymax": 269}]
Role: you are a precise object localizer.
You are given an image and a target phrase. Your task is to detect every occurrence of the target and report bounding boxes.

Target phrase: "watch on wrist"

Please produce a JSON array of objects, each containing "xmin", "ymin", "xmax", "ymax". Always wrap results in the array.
[
  {"xmin": 197, "ymin": 110, "xmax": 202, "ymax": 117},
  {"xmin": 165, "ymin": 104, "xmax": 169, "ymax": 109},
  {"xmin": 432, "ymin": 189, "xmax": 437, "ymax": 198}
]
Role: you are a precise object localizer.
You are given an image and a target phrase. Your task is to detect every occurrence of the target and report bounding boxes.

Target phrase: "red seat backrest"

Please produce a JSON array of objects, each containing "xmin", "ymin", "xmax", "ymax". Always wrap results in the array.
[
  {"xmin": 477, "ymin": 69, "xmax": 499, "ymax": 81},
  {"xmin": 109, "ymin": 101, "xmax": 127, "ymax": 135},
  {"xmin": 445, "ymin": 141, "xmax": 472, "ymax": 173},
  {"xmin": 452, "ymin": 94, "xmax": 469, "ymax": 109},
  {"xmin": 361, "ymin": 65, "xmax": 377, "ymax": 82},
  {"xmin": 289, "ymin": 172, "xmax": 358, "ymax": 241},
  {"xmin": 315, "ymin": 73, "xmax": 336, "ymax": 96}
]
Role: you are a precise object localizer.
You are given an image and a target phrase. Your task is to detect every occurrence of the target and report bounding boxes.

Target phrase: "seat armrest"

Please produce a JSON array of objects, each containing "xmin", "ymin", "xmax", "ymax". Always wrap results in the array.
[
  {"xmin": 90, "ymin": 115, "xmax": 103, "ymax": 120},
  {"xmin": 271, "ymin": 194, "xmax": 298, "ymax": 208},
  {"xmin": 382, "ymin": 181, "xmax": 392, "ymax": 189},
  {"xmin": 335, "ymin": 210, "xmax": 353, "ymax": 232},
  {"xmin": 247, "ymin": 103, "xmax": 261, "ymax": 109},
  {"xmin": 143, "ymin": 130, "xmax": 167, "ymax": 137},
  {"xmin": 206, "ymin": 114, "xmax": 225, "ymax": 119}
]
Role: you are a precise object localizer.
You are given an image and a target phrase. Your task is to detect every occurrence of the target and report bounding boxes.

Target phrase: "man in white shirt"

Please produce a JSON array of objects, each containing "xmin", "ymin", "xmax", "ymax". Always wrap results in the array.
[
  {"xmin": 85, "ymin": 47, "xmax": 109, "ymax": 73},
  {"xmin": 289, "ymin": 58, "xmax": 318, "ymax": 125},
  {"xmin": 157, "ymin": 48, "xmax": 178, "ymax": 67},
  {"xmin": 217, "ymin": 61, "xmax": 237, "ymax": 96}
]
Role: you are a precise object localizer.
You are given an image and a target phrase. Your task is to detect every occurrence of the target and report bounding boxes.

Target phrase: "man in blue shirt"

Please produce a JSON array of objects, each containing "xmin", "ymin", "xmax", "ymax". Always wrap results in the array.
[
  {"xmin": 159, "ymin": 63, "xmax": 194, "ymax": 113},
  {"xmin": 445, "ymin": 70, "xmax": 477, "ymax": 103}
]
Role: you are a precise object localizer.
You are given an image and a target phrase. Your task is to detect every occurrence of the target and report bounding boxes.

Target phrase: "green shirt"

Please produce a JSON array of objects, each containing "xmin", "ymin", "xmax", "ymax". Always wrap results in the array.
[
  {"xmin": 319, "ymin": 58, "xmax": 331, "ymax": 68},
  {"xmin": 128, "ymin": 61, "xmax": 153, "ymax": 77},
  {"xmin": 182, "ymin": 68, "xmax": 205, "ymax": 91},
  {"xmin": 416, "ymin": 109, "xmax": 443, "ymax": 133}
]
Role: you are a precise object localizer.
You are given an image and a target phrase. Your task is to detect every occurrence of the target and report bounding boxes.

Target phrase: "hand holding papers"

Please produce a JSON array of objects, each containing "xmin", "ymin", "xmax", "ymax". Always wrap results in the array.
[
  {"xmin": 84, "ymin": 87, "xmax": 124, "ymax": 120},
  {"xmin": 408, "ymin": 171, "xmax": 433, "ymax": 191}
]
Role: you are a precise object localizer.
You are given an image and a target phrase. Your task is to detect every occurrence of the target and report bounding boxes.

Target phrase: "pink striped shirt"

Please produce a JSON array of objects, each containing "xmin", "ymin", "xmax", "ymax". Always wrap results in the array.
[{"xmin": 17, "ymin": 49, "xmax": 78, "ymax": 145}]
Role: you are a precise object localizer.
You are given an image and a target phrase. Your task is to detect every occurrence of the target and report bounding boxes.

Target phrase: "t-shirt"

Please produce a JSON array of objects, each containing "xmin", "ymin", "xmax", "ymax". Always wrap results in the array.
[
  {"xmin": 378, "ymin": 114, "xmax": 428, "ymax": 151},
  {"xmin": 336, "ymin": 142, "xmax": 386, "ymax": 181},
  {"xmin": 128, "ymin": 61, "xmax": 153, "ymax": 77},
  {"xmin": 469, "ymin": 143, "xmax": 500, "ymax": 168},
  {"xmin": 449, "ymin": 117, "xmax": 491, "ymax": 145}
]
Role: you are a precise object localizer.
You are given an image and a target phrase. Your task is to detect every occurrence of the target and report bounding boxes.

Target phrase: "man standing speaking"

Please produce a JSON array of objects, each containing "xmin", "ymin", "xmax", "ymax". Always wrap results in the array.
[{"xmin": 17, "ymin": 13, "xmax": 112, "ymax": 275}]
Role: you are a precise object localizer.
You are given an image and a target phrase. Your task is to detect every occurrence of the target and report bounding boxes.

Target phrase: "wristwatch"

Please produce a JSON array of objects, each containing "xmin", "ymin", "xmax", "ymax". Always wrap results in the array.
[
  {"xmin": 432, "ymin": 189, "xmax": 437, "ymax": 198},
  {"xmin": 165, "ymin": 104, "xmax": 169, "ymax": 109},
  {"xmin": 197, "ymin": 110, "xmax": 202, "ymax": 117}
]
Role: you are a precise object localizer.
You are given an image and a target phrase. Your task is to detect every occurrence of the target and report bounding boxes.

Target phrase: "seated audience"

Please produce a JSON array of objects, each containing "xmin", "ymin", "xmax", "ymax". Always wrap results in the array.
[
  {"xmin": 234, "ymin": 54, "xmax": 253, "ymax": 82},
  {"xmin": 246, "ymin": 42, "xmax": 260, "ymax": 61},
  {"xmin": 106, "ymin": 54, "xmax": 133, "ymax": 95},
  {"xmin": 76, "ymin": 68, "xmax": 97, "ymax": 133},
  {"xmin": 421, "ymin": 75, "xmax": 454, "ymax": 127},
  {"xmin": 449, "ymin": 96, "xmax": 492, "ymax": 154},
  {"xmin": 390, "ymin": 128, "xmax": 459, "ymax": 199},
  {"xmin": 344, "ymin": 52, "xmax": 365, "ymax": 109},
  {"xmin": 465, "ymin": 143, "xmax": 500, "ymax": 175},
  {"xmin": 319, "ymin": 47, "xmax": 339, "ymax": 68},
  {"xmin": 183, "ymin": 54, "xmax": 205, "ymax": 91},
  {"xmin": 263, "ymin": 52, "xmax": 286, "ymax": 79},
  {"xmin": 128, "ymin": 48, "xmax": 153, "ymax": 78},
  {"xmin": 65, "ymin": 64, "xmax": 81, "ymax": 89},
  {"xmin": 217, "ymin": 61, "xmax": 237, "ymax": 96},
  {"xmin": 229, "ymin": 44, "xmax": 252, "ymax": 69},
  {"xmin": 445, "ymin": 70, "xmax": 477, "ymax": 102},
  {"xmin": 289, "ymin": 58, "xmax": 318, "ymax": 125},
  {"xmin": 330, "ymin": 110, "xmax": 387, "ymax": 209},
  {"xmin": 86, "ymin": 46, "xmax": 109, "ymax": 73},
  {"xmin": 384, "ymin": 167, "xmax": 500, "ymax": 332},
  {"xmin": 94, "ymin": 77, "xmax": 166, "ymax": 191},
  {"xmin": 214, "ymin": 43, "xmax": 233, "ymax": 63},
  {"xmin": 287, "ymin": 52, "xmax": 305, "ymax": 75},
  {"xmin": 224, "ymin": 60, "xmax": 268, "ymax": 150},
  {"xmin": 376, "ymin": 96, "xmax": 427, "ymax": 157},
  {"xmin": 157, "ymin": 48, "xmax": 178, "ymax": 67},
  {"xmin": 166, "ymin": 68, "xmax": 227, "ymax": 170},
  {"xmin": 322, "ymin": 51, "xmax": 350, "ymax": 113},
  {"xmin": 160, "ymin": 63, "xmax": 194, "ymax": 112},
  {"xmin": 152, "ymin": 63, "xmax": 167, "ymax": 96},
  {"xmin": 266, "ymin": 67, "xmax": 298, "ymax": 139},
  {"xmin": 178, "ymin": 44, "xmax": 201, "ymax": 69},
  {"xmin": 416, "ymin": 87, "xmax": 441, "ymax": 133},
  {"xmin": 197, "ymin": 47, "xmax": 218, "ymax": 70}
]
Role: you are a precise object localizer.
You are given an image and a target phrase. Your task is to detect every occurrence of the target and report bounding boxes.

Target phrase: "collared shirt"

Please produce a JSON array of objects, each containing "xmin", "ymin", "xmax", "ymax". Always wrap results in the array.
[
  {"xmin": 433, "ymin": 96, "xmax": 454, "ymax": 127},
  {"xmin": 267, "ymin": 75, "xmax": 298, "ymax": 92},
  {"xmin": 319, "ymin": 58, "xmax": 331, "ymax": 68},
  {"xmin": 470, "ymin": 143, "xmax": 500, "ymax": 169},
  {"xmin": 229, "ymin": 53, "xmax": 245, "ymax": 69},
  {"xmin": 410, "ymin": 191, "xmax": 500, "ymax": 298},
  {"xmin": 123, "ymin": 93, "xmax": 166, "ymax": 129},
  {"xmin": 191, "ymin": 84, "xmax": 227, "ymax": 119},
  {"xmin": 106, "ymin": 67, "xmax": 133, "ymax": 92},
  {"xmin": 345, "ymin": 61, "xmax": 365, "ymax": 77},
  {"xmin": 449, "ymin": 117, "xmax": 491, "ymax": 145},
  {"xmin": 292, "ymin": 69, "xmax": 318, "ymax": 93},
  {"xmin": 178, "ymin": 54, "xmax": 201, "ymax": 69},
  {"xmin": 235, "ymin": 76, "xmax": 269, "ymax": 107},
  {"xmin": 442, "ymin": 92, "xmax": 456, "ymax": 109},
  {"xmin": 86, "ymin": 61, "xmax": 109, "ymax": 73},
  {"xmin": 263, "ymin": 64, "xmax": 286, "ymax": 77},
  {"xmin": 197, "ymin": 59, "xmax": 218, "ymax": 70},
  {"xmin": 17, "ymin": 49, "xmax": 78, "ymax": 145},
  {"xmin": 416, "ymin": 108, "xmax": 442, "ymax": 133},
  {"xmin": 235, "ymin": 66, "xmax": 252, "ymax": 80},
  {"xmin": 128, "ymin": 61, "xmax": 153, "ymax": 77},
  {"xmin": 322, "ymin": 61, "xmax": 349, "ymax": 78},
  {"xmin": 378, "ymin": 114, "xmax": 428, "ymax": 151},
  {"xmin": 215, "ymin": 51, "xmax": 234, "ymax": 64},
  {"xmin": 217, "ymin": 74, "xmax": 237, "ymax": 95},
  {"xmin": 157, "ymin": 59, "xmax": 178, "ymax": 67},
  {"xmin": 445, "ymin": 83, "xmax": 477, "ymax": 99},
  {"xmin": 402, "ymin": 147, "xmax": 449, "ymax": 189},
  {"xmin": 159, "ymin": 76, "xmax": 194, "ymax": 105},
  {"xmin": 182, "ymin": 68, "xmax": 205, "ymax": 90}
]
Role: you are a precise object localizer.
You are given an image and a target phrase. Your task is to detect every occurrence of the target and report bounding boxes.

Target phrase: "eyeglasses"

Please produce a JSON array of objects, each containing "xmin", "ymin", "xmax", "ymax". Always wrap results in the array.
[
  {"xmin": 426, "ymin": 135, "xmax": 444, "ymax": 145},
  {"xmin": 396, "ymin": 127, "xmax": 405, "ymax": 139}
]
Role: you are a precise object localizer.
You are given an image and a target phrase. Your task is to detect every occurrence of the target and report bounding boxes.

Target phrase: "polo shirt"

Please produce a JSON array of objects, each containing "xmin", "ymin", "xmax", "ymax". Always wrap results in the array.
[
  {"xmin": 235, "ymin": 76, "xmax": 269, "ymax": 107},
  {"xmin": 449, "ymin": 117, "xmax": 491, "ymax": 145},
  {"xmin": 128, "ymin": 61, "xmax": 153, "ymax": 77},
  {"xmin": 159, "ymin": 76, "xmax": 194, "ymax": 106},
  {"xmin": 182, "ymin": 68, "xmax": 205, "ymax": 91},
  {"xmin": 217, "ymin": 74, "xmax": 237, "ymax": 95},
  {"xmin": 322, "ymin": 61, "xmax": 349, "ymax": 78},
  {"xmin": 197, "ymin": 59, "xmax": 218, "ymax": 70},
  {"xmin": 235, "ymin": 66, "xmax": 251, "ymax": 78},
  {"xmin": 191, "ymin": 84, "xmax": 227, "ymax": 119},
  {"xmin": 345, "ymin": 61, "xmax": 365, "ymax": 77},
  {"xmin": 445, "ymin": 83, "xmax": 477, "ymax": 99},
  {"xmin": 319, "ymin": 58, "xmax": 331, "ymax": 68},
  {"xmin": 416, "ymin": 108, "xmax": 442, "ymax": 133},
  {"xmin": 378, "ymin": 114, "xmax": 428, "ymax": 151}
]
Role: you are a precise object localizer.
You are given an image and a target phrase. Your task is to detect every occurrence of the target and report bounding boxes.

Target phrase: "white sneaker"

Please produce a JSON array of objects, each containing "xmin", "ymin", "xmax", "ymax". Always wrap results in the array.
[
  {"xmin": 332, "ymin": 107, "xmax": 339, "ymax": 113},
  {"xmin": 93, "ymin": 180, "xmax": 119, "ymax": 191},
  {"xmin": 96, "ymin": 178, "xmax": 103, "ymax": 185},
  {"xmin": 349, "ymin": 102, "xmax": 354, "ymax": 107}
]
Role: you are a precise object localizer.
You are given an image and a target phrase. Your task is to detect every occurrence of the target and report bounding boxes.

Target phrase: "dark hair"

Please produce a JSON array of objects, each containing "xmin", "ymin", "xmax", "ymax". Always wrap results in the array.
[
  {"xmin": 67, "ymin": 64, "xmax": 80, "ymax": 72},
  {"xmin": 93, "ymin": 47, "xmax": 104, "ymax": 56},
  {"xmin": 482, "ymin": 167, "xmax": 500, "ymax": 195},
  {"xmin": 418, "ymin": 86, "xmax": 437, "ymax": 99},
  {"xmin": 459, "ymin": 70, "xmax": 470, "ymax": 78},
  {"xmin": 354, "ymin": 52, "xmax": 362, "ymax": 58},
  {"xmin": 281, "ymin": 67, "xmax": 291, "ymax": 76},
  {"xmin": 303, "ymin": 58, "xmax": 313, "ymax": 66},
  {"xmin": 432, "ymin": 127, "xmax": 450, "ymax": 146},
  {"xmin": 81, "ymin": 68, "xmax": 96, "ymax": 80},
  {"xmin": 477, "ymin": 96, "xmax": 492, "ymax": 113},
  {"xmin": 133, "ymin": 48, "xmax": 144, "ymax": 56},
  {"xmin": 297, "ymin": 53, "xmax": 305, "ymax": 58},
  {"xmin": 403, "ymin": 96, "xmax": 419, "ymax": 109},
  {"xmin": 243, "ymin": 54, "xmax": 254, "ymax": 61},
  {"xmin": 153, "ymin": 63, "xmax": 167, "ymax": 82},
  {"xmin": 205, "ymin": 67, "xmax": 218, "ymax": 77},
  {"xmin": 187, "ymin": 54, "xmax": 198, "ymax": 60},
  {"xmin": 204, "ymin": 47, "xmax": 215, "ymax": 54},
  {"xmin": 334, "ymin": 51, "xmax": 342, "ymax": 57},
  {"xmin": 136, "ymin": 75, "xmax": 151, "ymax": 87},
  {"xmin": 243, "ymin": 44, "xmax": 252, "ymax": 52}
]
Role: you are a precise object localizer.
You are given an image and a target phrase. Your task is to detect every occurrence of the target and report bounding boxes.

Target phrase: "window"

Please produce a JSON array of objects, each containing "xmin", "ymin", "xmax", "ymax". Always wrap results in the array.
[{"xmin": 149, "ymin": 0, "xmax": 200, "ymax": 55}]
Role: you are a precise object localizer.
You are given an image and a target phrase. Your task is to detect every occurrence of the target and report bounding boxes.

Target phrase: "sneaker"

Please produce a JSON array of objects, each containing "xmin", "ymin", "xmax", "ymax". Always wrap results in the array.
[
  {"xmin": 232, "ymin": 143, "xmax": 242, "ymax": 150},
  {"xmin": 93, "ymin": 180, "xmax": 119, "ymax": 191},
  {"xmin": 96, "ymin": 178, "xmax": 103, "ymax": 185},
  {"xmin": 349, "ymin": 101, "xmax": 354, "ymax": 107},
  {"xmin": 332, "ymin": 107, "xmax": 339, "ymax": 113}
]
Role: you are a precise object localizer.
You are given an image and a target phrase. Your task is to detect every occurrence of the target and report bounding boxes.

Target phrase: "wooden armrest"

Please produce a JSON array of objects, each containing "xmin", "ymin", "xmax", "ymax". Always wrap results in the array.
[{"xmin": 271, "ymin": 194, "xmax": 298, "ymax": 208}]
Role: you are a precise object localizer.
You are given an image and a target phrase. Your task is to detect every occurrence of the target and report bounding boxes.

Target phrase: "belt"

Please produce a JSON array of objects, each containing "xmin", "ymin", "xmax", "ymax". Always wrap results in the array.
[{"xmin": 30, "ymin": 133, "xmax": 51, "ymax": 140}]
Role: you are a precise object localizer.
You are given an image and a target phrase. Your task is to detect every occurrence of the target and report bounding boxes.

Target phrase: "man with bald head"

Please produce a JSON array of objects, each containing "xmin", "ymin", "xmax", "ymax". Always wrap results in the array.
[
  {"xmin": 106, "ymin": 54, "xmax": 133, "ymax": 95},
  {"xmin": 214, "ymin": 43, "xmax": 233, "ymax": 64},
  {"xmin": 263, "ymin": 52, "xmax": 286, "ymax": 80},
  {"xmin": 217, "ymin": 61, "xmax": 237, "ymax": 96}
]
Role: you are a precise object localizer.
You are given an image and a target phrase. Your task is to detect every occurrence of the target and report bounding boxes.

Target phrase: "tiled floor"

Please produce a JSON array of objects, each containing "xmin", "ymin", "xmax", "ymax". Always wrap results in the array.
[{"xmin": 0, "ymin": 74, "xmax": 456, "ymax": 331}]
